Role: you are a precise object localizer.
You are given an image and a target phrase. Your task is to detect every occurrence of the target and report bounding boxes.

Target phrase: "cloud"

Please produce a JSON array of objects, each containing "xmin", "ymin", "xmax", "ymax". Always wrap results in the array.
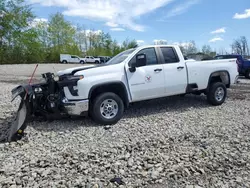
[
  {"xmin": 173, "ymin": 42, "xmax": 197, "ymax": 50},
  {"xmin": 29, "ymin": 18, "xmax": 48, "ymax": 27},
  {"xmin": 83, "ymin": 29, "xmax": 102, "ymax": 36},
  {"xmin": 173, "ymin": 42, "xmax": 192, "ymax": 47},
  {"xmin": 233, "ymin": 9, "xmax": 250, "ymax": 19},
  {"xmin": 166, "ymin": 0, "xmax": 200, "ymax": 18},
  {"xmin": 209, "ymin": 37, "xmax": 223, "ymax": 43},
  {"xmin": 136, "ymin": 40, "xmax": 145, "ymax": 45},
  {"xmin": 211, "ymin": 27, "xmax": 226, "ymax": 34},
  {"xmin": 105, "ymin": 22, "xmax": 118, "ymax": 27},
  {"xmin": 154, "ymin": 39, "xmax": 167, "ymax": 44},
  {"xmin": 110, "ymin": 28, "xmax": 125, "ymax": 31},
  {"xmin": 29, "ymin": 0, "xmax": 175, "ymax": 32}
]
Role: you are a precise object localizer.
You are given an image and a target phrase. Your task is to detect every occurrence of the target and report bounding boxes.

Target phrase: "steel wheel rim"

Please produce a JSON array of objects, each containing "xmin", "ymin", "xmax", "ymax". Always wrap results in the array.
[
  {"xmin": 215, "ymin": 87, "xmax": 225, "ymax": 102},
  {"xmin": 100, "ymin": 99, "xmax": 118, "ymax": 119}
]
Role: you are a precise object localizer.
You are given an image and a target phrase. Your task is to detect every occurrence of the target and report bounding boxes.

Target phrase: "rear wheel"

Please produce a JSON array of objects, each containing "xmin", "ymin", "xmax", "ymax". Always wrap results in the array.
[
  {"xmin": 207, "ymin": 82, "xmax": 227, "ymax": 106},
  {"xmin": 245, "ymin": 70, "xmax": 250, "ymax": 79},
  {"xmin": 90, "ymin": 92, "xmax": 124, "ymax": 125},
  {"xmin": 80, "ymin": 60, "xmax": 85, "ymax": 64},
  {"xmin": 62, "ymin": 60, "xmax": 67, "ymax": 64}
]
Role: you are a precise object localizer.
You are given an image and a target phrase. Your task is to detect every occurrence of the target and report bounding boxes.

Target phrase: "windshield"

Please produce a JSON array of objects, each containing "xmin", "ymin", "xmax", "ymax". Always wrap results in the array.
[{"xmin": 105, "ymin": 48, "xmax": 136, "ymax": 65}]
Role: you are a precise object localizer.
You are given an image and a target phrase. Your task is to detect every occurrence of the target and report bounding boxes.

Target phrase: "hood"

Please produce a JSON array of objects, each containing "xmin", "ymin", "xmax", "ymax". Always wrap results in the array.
[
  {"xmin": 57, "ymin": 64, "xmax": 111, "ymax": 76},
  {"xmin": 57, "ymin": 65, "xmax": 96, "ymax": 76}
]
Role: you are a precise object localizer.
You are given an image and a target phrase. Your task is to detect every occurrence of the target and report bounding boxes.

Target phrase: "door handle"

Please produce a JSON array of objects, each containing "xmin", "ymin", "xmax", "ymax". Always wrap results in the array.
[
  {"xmin": 177, "ymin": 66, "xmax": 184, "ymax": 70},
  {"xmin": 154, "ymin": 69, "xmax": 162, "ymax": 72}
]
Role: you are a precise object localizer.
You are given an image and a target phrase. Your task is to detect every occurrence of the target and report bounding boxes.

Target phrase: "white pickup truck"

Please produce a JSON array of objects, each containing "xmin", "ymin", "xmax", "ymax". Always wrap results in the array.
[
  {"xmin": 10, "ymin": 45, "xmax": 239, "ymax": 140},
  {"xmin": 60, "ymin": 54, "xmax": 100, "ymax": 64},
  {"xmin": 57, "ymin": 45, "xmax": 238, "ymax": 123},
  {"xmin": 84, "ymin": 56, "xmax": 100, "ymax": 64}
]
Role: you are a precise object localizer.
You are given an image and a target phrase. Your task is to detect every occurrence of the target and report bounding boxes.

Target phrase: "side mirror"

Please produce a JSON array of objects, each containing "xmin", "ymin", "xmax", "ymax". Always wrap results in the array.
[
  {"xmin": 129, "ymin": 53, "xmax": 147, "ymax": 72},
  {"xmin": 129, "ymin": 61, "xmax": 136, "ymax": 72},
  {"xmin": 136, "ymin": 53, "xmax": 146, "ymax": 67}
]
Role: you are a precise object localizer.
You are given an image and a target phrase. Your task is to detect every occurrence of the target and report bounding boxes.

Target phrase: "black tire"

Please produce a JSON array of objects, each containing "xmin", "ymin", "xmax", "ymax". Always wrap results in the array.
[
  {"xmin": 95, "ymin": 60, "xmax": 99, "ymax": 64},
  {"xmin": 62, "ymin": 60, "xmax": 67, "ymax": 64},
  {"xmin": 80, "ymin": 60, "xmax": 85, "ymax": 64},
  {"xmin": 245, "ymin": 70, "xmax": 250, "ymax": 79},
  {"xmin": 207, "ymin": 82, "xmax": 227, "ymax": 106},
  {"xmin": 90, "ymin": 92, "xmax": 124, "ymax": 125}
]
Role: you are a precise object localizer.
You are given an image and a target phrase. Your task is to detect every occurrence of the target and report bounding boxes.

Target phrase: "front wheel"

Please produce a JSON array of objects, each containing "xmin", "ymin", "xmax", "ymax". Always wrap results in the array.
[
  {"xmin": 95, "ymin": 60, "xmax": 99, "ymax": 64},
  {"xmin": 207, "ymin": 82, "xmax": 227, "ymax": 106},
  {"xmin": 90, "ymin": 92, "xmax": 124, "ymax": 125}
]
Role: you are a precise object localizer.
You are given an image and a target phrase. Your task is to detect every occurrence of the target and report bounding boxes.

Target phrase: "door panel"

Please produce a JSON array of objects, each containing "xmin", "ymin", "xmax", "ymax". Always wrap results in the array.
[
  {"xmin": 163, "ymin": 63, "xmax": 187, "ymax": 95},
  {"xmin": 158, "ymin": 47, "xmax": 187, "ymax": 95},
  {"xmin": 126, "ymin": 47, "xmax": 166, "ymax": 102},
  {"xmin": 71, "ymin": 56, "xmax": 78, "ymax": 63},
  {"xmin": 126, "ymin": 65, "xmax": 165, "ymax": 101}
]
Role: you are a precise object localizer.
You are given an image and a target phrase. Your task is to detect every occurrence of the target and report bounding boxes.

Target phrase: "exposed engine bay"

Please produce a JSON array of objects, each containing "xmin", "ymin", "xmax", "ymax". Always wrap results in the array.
[{"xmin": 9, "ymin": 71, "xmax": 87, "ymax": 141}]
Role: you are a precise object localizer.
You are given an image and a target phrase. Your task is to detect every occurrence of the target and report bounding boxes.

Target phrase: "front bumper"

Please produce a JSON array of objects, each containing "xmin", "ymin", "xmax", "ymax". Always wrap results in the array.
[{"xmin": 63, "ymin": 99, "xmax": 89, "ymax": 116}]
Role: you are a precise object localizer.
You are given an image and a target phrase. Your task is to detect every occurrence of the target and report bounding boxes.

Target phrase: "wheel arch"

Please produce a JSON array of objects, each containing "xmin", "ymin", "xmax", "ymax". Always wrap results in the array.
[
  {"xmin": 88, "ymin": 81, "xmax": 130, "ymax": 108},
  {"xmin": 206, "ymin": 70, "xmax": 231, "ymax": 90}
]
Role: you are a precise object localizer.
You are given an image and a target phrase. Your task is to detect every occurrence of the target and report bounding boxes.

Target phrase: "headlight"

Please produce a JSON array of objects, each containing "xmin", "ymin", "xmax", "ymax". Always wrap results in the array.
[
  {"xmin": 34, "ymin": 87, "xmax": 42, "ymax": 93},
  {"xmin": 68, "ymin": 75, "xmax": 84, "ymax": 80}
]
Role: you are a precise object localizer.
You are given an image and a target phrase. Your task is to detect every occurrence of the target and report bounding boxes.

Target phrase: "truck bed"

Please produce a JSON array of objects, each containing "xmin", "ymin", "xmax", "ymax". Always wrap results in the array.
[{"xmin": 185, "ymin": 59, "xmax": 238, "ymax": 90}]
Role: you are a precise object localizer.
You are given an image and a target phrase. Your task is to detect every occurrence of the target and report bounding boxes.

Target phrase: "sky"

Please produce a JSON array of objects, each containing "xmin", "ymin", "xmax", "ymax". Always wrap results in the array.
[{"xmin": 27, "ymin": 0, "xmax": 250, "ymax": 52}]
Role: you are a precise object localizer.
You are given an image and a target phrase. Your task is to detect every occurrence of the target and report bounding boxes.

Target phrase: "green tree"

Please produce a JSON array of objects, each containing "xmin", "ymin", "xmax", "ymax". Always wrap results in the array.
[
  {"xmin": 47, "ymin": 13, "xmax": 81, "ymax": 61},
  {"xmin": 231, "ymin": 36, "xmax": 249, "ymax": 56},
  {"xmin": 202, "ymin": 45, "xmax": 212, "ymax": 55},
  {"xmin": 0, "ymin": 0, "xmax": 36, "ymax": 64},
  {"xmin": 0, "ymin": 2, "xmax": 138, "ymax": 64},
  {"xmin": 121, "ymin": 38, "xmax": 138, "ymax": 50}
]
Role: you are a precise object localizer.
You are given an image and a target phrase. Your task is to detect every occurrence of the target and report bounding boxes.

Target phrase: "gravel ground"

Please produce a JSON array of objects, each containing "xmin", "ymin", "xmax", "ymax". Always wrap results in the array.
[{"xmin": 0, "ymin": 64, "xmax": 250, "ymax": 188}]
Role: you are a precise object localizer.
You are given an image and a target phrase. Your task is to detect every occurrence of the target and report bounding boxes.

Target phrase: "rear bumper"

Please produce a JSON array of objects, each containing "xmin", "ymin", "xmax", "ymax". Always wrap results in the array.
[{"xmin": 63, "ymin": 99, "xmax": 89, "ymax": 116}]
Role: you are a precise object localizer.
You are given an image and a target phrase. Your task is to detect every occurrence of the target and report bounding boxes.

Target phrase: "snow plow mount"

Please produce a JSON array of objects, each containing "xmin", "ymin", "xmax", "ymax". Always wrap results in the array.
[{"xmin": 8, "ymin": 72, "xmax": 84, "ymax": 142}]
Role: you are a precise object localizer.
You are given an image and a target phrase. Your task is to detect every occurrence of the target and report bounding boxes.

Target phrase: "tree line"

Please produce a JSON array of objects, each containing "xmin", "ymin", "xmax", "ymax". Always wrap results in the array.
[
  {"xmin": 0, "ymin": 0, "xmax": 249, "ymax": 64},
  {"xmin": 0, "ymin": 0, "xmax": 138, "ymax": 64}
]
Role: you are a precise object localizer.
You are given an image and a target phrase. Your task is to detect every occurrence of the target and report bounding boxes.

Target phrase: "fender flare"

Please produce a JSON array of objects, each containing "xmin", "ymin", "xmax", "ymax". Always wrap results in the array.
[
  {"xmin": 206, "ymin": 70, "xmax": 230, "ymax": 90},
  {"xmin": 88, "ymin": 81, "xmax": 130, "ymax": 107}
]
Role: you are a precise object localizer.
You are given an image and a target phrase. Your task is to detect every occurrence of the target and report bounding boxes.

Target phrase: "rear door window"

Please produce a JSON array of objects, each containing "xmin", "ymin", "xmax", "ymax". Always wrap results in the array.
[{"xmin": 160, "ymin": 47, "xmax": 179, "ymax": 63}]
